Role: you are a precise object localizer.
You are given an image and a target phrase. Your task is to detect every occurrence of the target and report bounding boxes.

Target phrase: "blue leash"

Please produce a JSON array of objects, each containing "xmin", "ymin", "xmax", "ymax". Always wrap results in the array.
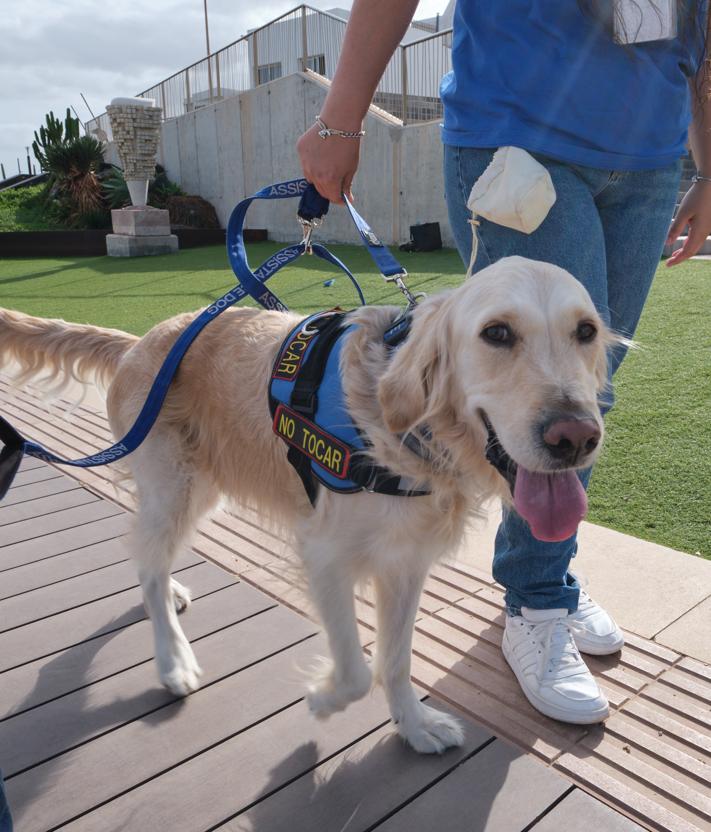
[{"xmin": 0, "ymin": 178, "xmax": 412, "ymax": 499}]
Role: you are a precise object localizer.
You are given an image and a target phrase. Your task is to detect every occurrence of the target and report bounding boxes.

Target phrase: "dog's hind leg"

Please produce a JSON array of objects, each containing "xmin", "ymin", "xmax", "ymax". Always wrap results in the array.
[
  {"xmin": 128, "ymin": 430, "xmax": 219, "ymax": 697},
  {"xmin": 374, "ymin": 562, "xmax": 464, "ymax": 754},
  {"xmin": 301, "ymin": 545, "xmax": 372, "ymax": 718}
]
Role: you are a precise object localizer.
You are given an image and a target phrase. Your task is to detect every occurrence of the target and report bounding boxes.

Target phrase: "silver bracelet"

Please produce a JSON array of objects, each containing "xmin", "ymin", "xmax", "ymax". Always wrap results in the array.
[
  {"xmin": 315, "ymin": 116, "xmax": 365, "ymax": 140},
  {"xmin": 692, "ymin": 172, "xmax": 711, "ymax": 183}
]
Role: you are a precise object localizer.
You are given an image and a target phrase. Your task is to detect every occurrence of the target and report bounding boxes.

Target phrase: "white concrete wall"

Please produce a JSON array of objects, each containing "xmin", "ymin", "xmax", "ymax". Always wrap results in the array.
[{"xmin": 155, "ymin": 71, "xmax": 454, "ymax": 248}]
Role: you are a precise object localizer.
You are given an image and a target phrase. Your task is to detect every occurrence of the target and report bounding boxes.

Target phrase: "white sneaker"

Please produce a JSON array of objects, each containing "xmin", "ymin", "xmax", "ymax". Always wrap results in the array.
[
  {"xmin": 502, "ymin": 607, "xmax": 609, "ymax": 724},
  {"xmin": 569, "ymin": 590, "xmax": 624, "ymax": 656}
]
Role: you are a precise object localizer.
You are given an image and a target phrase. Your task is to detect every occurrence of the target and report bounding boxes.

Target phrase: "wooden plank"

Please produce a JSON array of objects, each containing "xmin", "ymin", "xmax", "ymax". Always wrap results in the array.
[
  {"xmin": 0, "ymin": 561, "xmax": 225, "ymax": 672},
  {"xmin": 17, "ymin": 456, "xmax": 46, "ymax": 472},
  {"xmin": 0, "ymin": 392, "xmax": 108, "ymax": 454},
  {"xmin": 199, "ymin": 516, "xmax": 293, "ymax": 572},
  {"xmin": 1, "ymin": 603, "xmax": 299, "ymax": 776},
  {"xmin": 7, "ymin": 465, "xmax": 63, "ymax": 488},
  {"xmin": 6, "ymin": 634, "xmax": 321, "ymax": 832},
  {"xmin": 441, "ymin": 557, "xmax": 498, "ymax": 586},
  {"xmin": 531, "ymin": 788, "xmax": 647, "ymax": 831},
  {"xmin": 641, "ymin": 682, "xmax": 711, "ymax": 730},
  {"xmin": 625, "ymin": 630, "xmax": 680, "ymax": 663},
  {"xmin": 0, "ymin": 500, "xmax": 122, "ymax": 549},
  {"xmin": 53, "ymin": 398, "xmax": 111, "ymax": 435},
  {"xmin": 596, "ymin": 714, "xmax": 711, "ymax": 786},
  {"xmin": 220, "ymin": 705, "xmax": 493, "ymax": 832},
  {"xmin": 621, "ymin": 699, "xmax": 711, "ymax": 757},
  {"xmin": 0, "ymin": 487, "xmax": 98, "ymax": 527},
  {"xmin": 374, "ymin": 738, "xmax": 571, "ymax": 832},
  {"xmin": 0, "ymin": 549, "xmax": 200, "ymax": 632},
  {"xmin": 678, "ymin": 656, "xmax": 711, "ymax": 683},
  {"xmin": 2, "ymin": 474, "xmax": 84, "ymax": 509},
  {"xmin": 0, "ymin": 510, "xmax": 129, "ymax": 570},
  {"xmin": 0, "ymin": 536, "xmax": 132, "ymax": 600},
  {"xmin": 0, "ymin": 578, "xmax": 255, "ymax": 719},
  {"xmin": 658, "ymin": 668, "xmax": 711, "ymax": 702},
  {"xmin": 429, "ymin": 563, "xmax": 484, "ymax": 597}
]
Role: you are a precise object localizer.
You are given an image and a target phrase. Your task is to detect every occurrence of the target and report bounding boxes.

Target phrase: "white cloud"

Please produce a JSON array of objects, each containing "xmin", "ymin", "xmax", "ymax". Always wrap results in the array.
[{"xmin": 1, "ymin": 0, "xmax": 446, "ymax": 177}]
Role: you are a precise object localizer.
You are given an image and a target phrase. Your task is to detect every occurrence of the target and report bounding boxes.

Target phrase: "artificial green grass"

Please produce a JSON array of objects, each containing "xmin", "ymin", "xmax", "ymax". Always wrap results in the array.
[
  {"xmin": 0, "ymin": 244, "xmax": 708, "ymax": 558},
  {"xmin": 0, "ymin": 242, "xmax": 463, "ymax": 334},
  {"xmin": 586, "ymin": 260, "xmax": 711, "ymax": 559},
  {"xmin": 0, "ymin": 184, "xmax": 61, "ymax": 231}
]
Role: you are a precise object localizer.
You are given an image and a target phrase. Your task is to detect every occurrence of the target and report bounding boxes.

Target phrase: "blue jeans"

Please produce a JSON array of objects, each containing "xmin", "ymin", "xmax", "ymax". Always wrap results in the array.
[{"xmin": 443, "ymin": 145, "xmax": 681, "ymax": 614}]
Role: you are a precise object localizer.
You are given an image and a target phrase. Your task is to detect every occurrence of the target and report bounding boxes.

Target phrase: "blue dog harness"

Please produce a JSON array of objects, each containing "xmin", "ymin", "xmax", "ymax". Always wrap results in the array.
[{"xmin": 269, "ymin": 309, "xmax": 427, "ymax": 505}]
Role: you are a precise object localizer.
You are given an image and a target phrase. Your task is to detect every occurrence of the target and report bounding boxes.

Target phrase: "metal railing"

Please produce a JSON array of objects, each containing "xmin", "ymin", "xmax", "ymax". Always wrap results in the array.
[{"xmin": 86, "ymin": 5, "xmax": 453, "ymax": 141}]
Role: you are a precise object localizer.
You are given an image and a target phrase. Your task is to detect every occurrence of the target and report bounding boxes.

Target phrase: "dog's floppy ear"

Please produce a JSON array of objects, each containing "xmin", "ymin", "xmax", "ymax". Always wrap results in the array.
[
  {"xmin": 595, "ymin": 324, "xmax": 633, "ymax": 409},
  {"xmin": 597, "ymin": 326, "xmax": 633, "ymax": 388},
  {"xmin": 378, "ymin": 295, "xmax": 452, "ymax": 434}
]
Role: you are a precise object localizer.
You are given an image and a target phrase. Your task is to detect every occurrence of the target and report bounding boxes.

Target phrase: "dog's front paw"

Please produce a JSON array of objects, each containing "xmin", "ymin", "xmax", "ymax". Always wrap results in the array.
[
  {"xmin": 158, "ymin": 641, "xmax": 202, "ymax": 697},
  {"xmin": 170, "ymin": 578, "xmax": 192, "ymax": 614},
  {"xmin": 397, "ymin": 703, "xmax": 465, "ymax": 754},
  {"xmin": 306, "ymin": 663, "xmax": 372, "ymax": 719}
]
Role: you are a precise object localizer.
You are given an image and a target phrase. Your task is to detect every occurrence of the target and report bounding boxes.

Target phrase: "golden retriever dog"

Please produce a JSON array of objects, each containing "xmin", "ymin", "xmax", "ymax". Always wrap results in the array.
[{"xmin": 0, "ymin": 256, "xmax": 617, "ymax": 754}]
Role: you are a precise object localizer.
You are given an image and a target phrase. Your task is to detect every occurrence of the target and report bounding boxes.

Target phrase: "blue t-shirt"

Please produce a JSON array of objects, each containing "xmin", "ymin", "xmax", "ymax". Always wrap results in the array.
[{"xmin": 440, "ymin": 2, "xmax": 706, "ymax": 170}]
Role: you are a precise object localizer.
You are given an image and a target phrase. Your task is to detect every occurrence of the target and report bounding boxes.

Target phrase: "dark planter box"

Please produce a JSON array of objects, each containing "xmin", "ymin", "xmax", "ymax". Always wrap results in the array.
[{"xmin": 0, "ymin": 228, "xmax": 268, "ymax": 258}]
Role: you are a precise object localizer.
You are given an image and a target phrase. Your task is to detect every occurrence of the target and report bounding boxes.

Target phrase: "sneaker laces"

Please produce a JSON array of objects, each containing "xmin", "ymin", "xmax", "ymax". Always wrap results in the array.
[{"xmin": 525, "ymin": 615, "xmax": 587, "ymax": 680}]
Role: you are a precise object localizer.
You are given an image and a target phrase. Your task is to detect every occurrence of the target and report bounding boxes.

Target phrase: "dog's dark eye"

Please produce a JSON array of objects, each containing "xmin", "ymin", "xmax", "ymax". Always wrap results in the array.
[
  {"xmin": 481, "ymin": 324, "xmax": 515, "ymax": 346},
  {"xmin": 576, "ymin": 322, "xmax": 597, "ymax": 343}
]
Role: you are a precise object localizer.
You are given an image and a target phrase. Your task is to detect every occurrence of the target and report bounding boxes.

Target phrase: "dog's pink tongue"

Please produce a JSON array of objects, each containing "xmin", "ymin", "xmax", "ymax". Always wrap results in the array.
[{"xmin": 513, "ymin": 468, "xmax": 587, "ymax": 542}]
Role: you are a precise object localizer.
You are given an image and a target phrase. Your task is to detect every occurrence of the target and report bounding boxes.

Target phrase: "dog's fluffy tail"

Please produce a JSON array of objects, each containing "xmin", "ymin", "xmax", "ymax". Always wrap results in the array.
[{"xmin": 0, "ymin": 307, "xmax": 139, "ymax": 391}]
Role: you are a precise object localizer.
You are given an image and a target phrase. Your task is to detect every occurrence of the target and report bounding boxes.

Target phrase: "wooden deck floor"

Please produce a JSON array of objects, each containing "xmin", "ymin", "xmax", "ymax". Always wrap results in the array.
[{"xmin": 1, "ymin": 375, "xmax": 708, "ymax": 831}]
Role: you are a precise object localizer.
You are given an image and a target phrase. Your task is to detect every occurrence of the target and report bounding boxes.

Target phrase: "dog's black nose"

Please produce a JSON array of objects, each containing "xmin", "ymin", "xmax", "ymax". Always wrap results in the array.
[{"xmin": 542, "ymin": 417, "xmax": 600, "ymax": 465}]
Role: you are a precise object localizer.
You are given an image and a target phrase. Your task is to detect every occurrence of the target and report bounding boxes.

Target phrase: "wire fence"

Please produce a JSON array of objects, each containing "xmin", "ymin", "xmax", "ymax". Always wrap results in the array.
[{"xmin": 86, "ymin": 4, "xmax": 453, "ymax": 142}]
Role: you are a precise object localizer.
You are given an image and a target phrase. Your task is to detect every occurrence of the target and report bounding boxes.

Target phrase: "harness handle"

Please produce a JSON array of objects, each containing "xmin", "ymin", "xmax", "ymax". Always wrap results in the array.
[{"xmin": 226, "ymin": 179, "xmax": 366, "ymax": 312}]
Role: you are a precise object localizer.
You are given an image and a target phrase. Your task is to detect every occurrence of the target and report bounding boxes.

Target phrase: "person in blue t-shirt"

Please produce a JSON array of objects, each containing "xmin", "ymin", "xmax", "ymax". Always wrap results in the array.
[{"xmin": 297, "ymin": 1, "xmax": 710, "ymax": 727}]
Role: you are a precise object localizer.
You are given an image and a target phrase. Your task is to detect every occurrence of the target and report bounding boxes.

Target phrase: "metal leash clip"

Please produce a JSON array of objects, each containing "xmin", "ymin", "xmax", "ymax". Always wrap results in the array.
[
  {"xmin": 384, "ymin": 270, "xmax": 425, "ymax": 308},
  {"xmin": 297, "ymin": 215, "xmax": 322, "ymax": 255}
]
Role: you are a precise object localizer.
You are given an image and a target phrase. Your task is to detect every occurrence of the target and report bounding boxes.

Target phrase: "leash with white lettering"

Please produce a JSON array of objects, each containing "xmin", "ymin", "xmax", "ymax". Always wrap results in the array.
[{"xmin": 0, "ymin": 178, "xmax": 414, "ymax": 499}]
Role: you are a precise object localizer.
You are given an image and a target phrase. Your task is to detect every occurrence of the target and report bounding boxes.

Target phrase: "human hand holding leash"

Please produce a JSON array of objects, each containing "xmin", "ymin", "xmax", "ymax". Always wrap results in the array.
[{"xmin": 297, "ymin": 118, "xmax": 361, "ymax": 205}]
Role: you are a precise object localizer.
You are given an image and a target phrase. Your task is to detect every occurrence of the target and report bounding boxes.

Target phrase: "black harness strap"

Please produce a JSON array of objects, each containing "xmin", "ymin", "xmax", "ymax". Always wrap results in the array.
[
  {"xmin": 283, "ymin": 312, "xmax": 347, "ymax": 504},
  {"xmin": 289, "ymin": 313, "xmax": 348, "ymax": 418}
]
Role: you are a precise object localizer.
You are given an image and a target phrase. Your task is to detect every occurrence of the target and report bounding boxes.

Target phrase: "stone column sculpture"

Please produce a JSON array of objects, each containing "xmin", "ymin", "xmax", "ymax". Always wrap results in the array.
[{"xmin": 105, "ymin": 97, "xmax": 178, "ymax": 257}]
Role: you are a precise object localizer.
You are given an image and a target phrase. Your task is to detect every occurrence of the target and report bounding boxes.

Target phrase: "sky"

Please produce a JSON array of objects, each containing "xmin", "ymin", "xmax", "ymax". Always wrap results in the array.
[{"xmin": 1, "ymin": 0, "xmax": 446, "ymax": 178}]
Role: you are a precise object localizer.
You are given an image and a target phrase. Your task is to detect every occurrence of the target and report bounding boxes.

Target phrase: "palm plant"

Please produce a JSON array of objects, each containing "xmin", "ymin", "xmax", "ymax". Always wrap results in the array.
[{"xmin": 44, "ymin": 135, "xmax": 105, "ymax": 220}]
